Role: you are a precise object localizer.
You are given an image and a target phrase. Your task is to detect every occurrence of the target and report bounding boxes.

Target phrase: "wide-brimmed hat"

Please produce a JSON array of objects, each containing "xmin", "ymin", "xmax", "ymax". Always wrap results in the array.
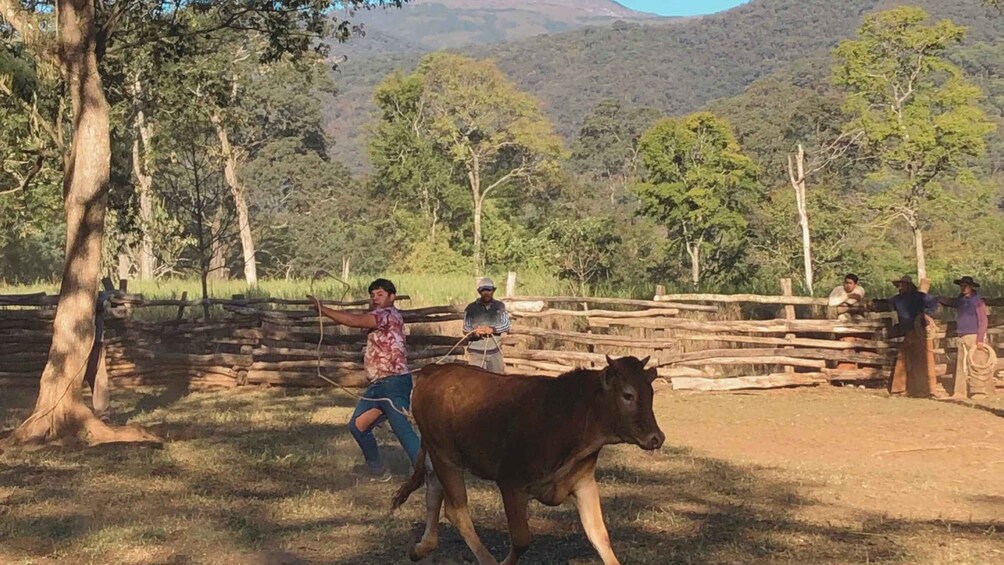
[
  {"xmin": 476, "ymin": 277, "xmax": 496, "ymax": 291},
  {"xmin": 953, "ymin": 275, "xmax": 980, "ymax": 288},
  {"xmin": 891, "ymin": 275, "xmax": 915, "ymax": 287}
]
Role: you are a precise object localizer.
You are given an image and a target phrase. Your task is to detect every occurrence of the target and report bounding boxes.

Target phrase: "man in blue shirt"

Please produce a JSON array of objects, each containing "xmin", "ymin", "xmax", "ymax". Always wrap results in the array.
[
  {"xmin": 462, "ymin": 278, "xmax": 511, "ymax": 373},
  {"xmin": 870, "ymin": 275, "xmax": 940, "ymax": 397}
]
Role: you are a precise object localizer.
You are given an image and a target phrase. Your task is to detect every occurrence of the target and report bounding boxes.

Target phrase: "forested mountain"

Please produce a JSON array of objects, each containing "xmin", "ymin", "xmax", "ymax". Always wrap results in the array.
[
  {"xmin": 328, "ymin": 0, "xmax": 660, "ymax": 59},
  {"xmin": 3, "ymin": 0, "xmax": 1002, "ymax": 294},
  {"xmin": 327, "ymin": 0, "xmax": 1004, "ymax": 171}
]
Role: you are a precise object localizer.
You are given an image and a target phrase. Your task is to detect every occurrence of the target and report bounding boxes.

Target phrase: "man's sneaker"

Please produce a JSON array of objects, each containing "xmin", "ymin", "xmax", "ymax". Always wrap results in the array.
[{"xmin": 367, "ymin": 465, "xmax": 393, "ymax": 483}]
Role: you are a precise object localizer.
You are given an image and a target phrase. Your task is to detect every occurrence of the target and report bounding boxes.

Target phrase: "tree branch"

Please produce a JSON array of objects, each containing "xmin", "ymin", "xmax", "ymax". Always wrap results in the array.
[
  {"xmin": 0, "ymin": 153, "xmax": 44, "ymax": 196},
  {"xmin": 0, "ymin": 1, "xmax": 56, "ymax": 63}
]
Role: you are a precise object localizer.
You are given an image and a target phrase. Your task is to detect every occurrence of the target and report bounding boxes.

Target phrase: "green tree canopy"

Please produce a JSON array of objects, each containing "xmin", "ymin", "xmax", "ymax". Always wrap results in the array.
[{"xmin": 634, "ymin": 112, "xmax": 762, "ymax": 289}]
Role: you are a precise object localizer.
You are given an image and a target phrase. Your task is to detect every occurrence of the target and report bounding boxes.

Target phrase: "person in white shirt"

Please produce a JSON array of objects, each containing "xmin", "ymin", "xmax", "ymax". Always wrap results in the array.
[{"xmin": 828, "ymin": 273, "xmax": 866, "ymax": 371}]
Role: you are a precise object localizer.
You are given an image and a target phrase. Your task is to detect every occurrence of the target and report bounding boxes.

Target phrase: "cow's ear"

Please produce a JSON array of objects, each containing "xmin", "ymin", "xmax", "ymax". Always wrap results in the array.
[
  {"xmin": 602, "ymin": 358, "xmax": 617, "ymax": 390},
  {"xmin": 645, "ymin": 367, "xmax": 658, "ymax": 384}
]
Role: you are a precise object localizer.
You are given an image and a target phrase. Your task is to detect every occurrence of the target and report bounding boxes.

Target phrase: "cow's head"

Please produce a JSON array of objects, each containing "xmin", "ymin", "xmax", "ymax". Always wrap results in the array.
[{"xmin": 598, "ymin": 355, "xmax": 665, "ymax": 451}]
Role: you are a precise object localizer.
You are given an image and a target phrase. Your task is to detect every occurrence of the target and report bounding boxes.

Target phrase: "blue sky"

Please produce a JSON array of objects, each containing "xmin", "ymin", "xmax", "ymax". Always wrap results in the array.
[{"xmin": 617, "ymin": 1, "xmax": 749, "ymax": 16}]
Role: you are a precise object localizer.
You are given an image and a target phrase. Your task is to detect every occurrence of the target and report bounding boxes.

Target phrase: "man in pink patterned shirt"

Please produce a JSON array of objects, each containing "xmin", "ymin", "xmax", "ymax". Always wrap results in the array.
[{"xmin": 310, "ymin": 279, "xmax": 420, "ymax": 482}]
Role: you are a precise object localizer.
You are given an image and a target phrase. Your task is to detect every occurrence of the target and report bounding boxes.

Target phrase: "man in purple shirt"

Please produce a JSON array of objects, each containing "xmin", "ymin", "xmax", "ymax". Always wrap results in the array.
[{"xmin": 938, "ymin": 276, "xmax": 992, "ymax": 399}]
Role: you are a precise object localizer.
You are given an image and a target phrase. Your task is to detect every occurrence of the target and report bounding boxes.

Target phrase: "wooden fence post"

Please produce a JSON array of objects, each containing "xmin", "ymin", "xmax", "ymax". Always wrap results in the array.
[
  {"xmin": 781, "ymin": 278, "xmax": 795, "ymax": 374},
  {"xmin": 505, "ymin": 271, "xmax": 517, "ymax": 298},
  {"xmin": 176, "ymin": 291, "xmax": 188, "ymax": 320},
  {"xmin": 654, "ymin": 285, "xmax": 669, "ymax": 369}
]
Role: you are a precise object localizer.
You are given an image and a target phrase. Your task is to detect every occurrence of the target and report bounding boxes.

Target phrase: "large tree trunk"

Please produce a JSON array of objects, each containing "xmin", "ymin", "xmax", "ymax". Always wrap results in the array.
[
  {"xmin": 131, "ymin": 73, "xmax": 156, "ymax": 280},
  {"xmin": 788, "ymin": 146, "xmax": 814, "ymax": 295},
  {"xmin": 7, "ymin": 0, "xmax": 159, "ymax": 446},
  {"xmin": 211, "ymin": 113, "xmax": 257, "ymax": 287}
]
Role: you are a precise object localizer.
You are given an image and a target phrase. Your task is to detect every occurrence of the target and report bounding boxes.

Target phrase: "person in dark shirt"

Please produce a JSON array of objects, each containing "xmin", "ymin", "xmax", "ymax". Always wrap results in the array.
[
  {"xmin": 870, "ymin": 275, "xmax": 940, "ymax": 397},
  {"xmin": 462, "ymin": 277, "xmax": 511, "ymax": 373}
]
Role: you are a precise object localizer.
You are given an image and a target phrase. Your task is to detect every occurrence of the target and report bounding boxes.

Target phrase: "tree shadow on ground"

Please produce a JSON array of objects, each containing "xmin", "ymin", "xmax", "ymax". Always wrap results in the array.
[{"xmin": 2, "ymin": 389, "xmax": 1002, "ymax": 564}]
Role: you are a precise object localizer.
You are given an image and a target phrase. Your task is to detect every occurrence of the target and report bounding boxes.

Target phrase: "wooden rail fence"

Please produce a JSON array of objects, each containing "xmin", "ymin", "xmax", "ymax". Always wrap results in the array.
[{"xmin": 2, "ymin": 281, "xmax": 1002, "ymax": 393}]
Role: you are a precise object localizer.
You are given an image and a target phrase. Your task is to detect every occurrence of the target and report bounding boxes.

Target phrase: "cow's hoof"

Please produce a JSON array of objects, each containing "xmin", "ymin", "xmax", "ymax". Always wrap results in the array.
[{"xmin": 410, "ymin": 539, "xmax": 437, "ymax": 562}]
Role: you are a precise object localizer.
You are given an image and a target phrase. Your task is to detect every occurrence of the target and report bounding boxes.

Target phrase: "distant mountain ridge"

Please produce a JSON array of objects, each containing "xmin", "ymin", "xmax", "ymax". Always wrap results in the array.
[
  {"xmin": 326, "ymin": 0, "xmax": 1004, "ymax": 171},
  {"xmin": 331, "ymin": 0, "xmax": 664, "ymax": 58}
]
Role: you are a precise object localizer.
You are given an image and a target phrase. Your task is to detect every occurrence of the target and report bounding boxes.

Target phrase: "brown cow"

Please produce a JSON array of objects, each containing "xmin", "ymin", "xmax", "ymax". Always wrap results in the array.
[{"xmin": 391, "ymin": 355, "xmax": 665, "ymax": 565}]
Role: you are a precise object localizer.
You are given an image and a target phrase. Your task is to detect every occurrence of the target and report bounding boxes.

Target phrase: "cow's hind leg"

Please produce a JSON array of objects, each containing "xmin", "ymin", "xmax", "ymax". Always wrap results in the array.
[
  {"xmin": 572, "ymin": 475, "xmax": 621, "ymax": 565},
  {"xmin": 499, "ymin": 485, "xmax": 531, "ymax": 565},
  {"xmin": 410, "ymin": 457, "xmax": 444, "ymax": 562},
  {"xmin": 434, "ymin": 456, "xmax": 497, "ymax": 565}
]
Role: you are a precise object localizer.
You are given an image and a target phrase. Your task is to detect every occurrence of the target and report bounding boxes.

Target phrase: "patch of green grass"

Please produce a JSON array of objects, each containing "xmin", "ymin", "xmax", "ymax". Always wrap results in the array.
[{"xmin": 0, "ymin": 270, "xmax": 666, "ymax": 309}]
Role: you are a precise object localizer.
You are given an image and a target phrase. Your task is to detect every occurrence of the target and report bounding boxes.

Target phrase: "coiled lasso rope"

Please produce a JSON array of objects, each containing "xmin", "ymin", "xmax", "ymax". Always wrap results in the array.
[{"xmin": 961, "ymin": 340, "xmax": 998, "ymax": 391}]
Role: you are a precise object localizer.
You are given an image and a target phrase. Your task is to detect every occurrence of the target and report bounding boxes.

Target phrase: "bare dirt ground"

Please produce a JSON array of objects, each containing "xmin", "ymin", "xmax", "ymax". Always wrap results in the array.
[{"xmin": 1, "ymin": 383, "xmax": 1002, "ymax": 564}]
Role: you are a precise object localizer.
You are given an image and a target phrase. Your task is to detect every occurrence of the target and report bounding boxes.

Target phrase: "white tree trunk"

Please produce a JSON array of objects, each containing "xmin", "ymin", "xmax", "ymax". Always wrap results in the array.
[
  {"xmin": 468, "ymin": 159, "xmax": 483, "ymax": 276},
  {"xmin": 208, "ymin": 207, "xmax": 229, "ymax": 280},
  {"xmin": 685, "ymin": 241, "xmax": 700, "ymax": 288},
  {"xmin": 913, "ymin": 225, "xmax": 927, "ymax": 281},
  {"xmin": 788, "ymin": 145, "xmax": 814, "ymax": 295},
  {"xmin": 131, "ymin": 73, "xmax": 156, "ymax": 280},
  {"xmin": 473, "ymin": 195, "xmax": 483, "ymax": 276},
  {"xmin": 211, "ymin": 113, "xmax": 257, "ymax": 286}
]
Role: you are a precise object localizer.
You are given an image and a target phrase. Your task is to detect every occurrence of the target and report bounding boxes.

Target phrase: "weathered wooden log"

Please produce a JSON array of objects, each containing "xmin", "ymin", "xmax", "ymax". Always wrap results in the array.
[
  {"xmin": 251, "ymin": 304, "xmax": 465, "ymax": 320},
  {"xmin": 654, "ymin": 293, "xmax": 828, "ymax": 306},
  {"xmin": 0, "ymin": 292, "xmax": 58, "ymax": 306},
  {"xmin": 672, "ymin": 373, "xmax": 829, "ymax": 391},
  {"xmin": 667, "ymin": 347, "xmax": 894, "ymax": 366},
  {"xmin": 676, "ymin": 356, "xmax": 826, "ymax": 369},
  {"xmin": 510, "ymin": 308, "xmax": 680, "ymax": 319},
  {"xmin": 822, "ymin": 368, "xmax": 886, "ymax": 381},
  {"xmin": 0, "ymin": 309, "xmax": 55, "ymax": 320},
  {"xmin": 502, "ymin": 359, "xmax": 576, "ymax": 374},
  {"xmin": 503, "ymin": 295, "xmax": 718, "ymax": 312},
  {"xmin": 501, "ymin": 349, "xmax": 639, "ymax": 366},
  {"xmin": 110, "ymin": 376, "xmax": 238, "ymax": 389},
  {"xmin": 245, "ymin": 369, "xmax": 370, "ymax": 388},
  {"xmin": 0, "ymin": 329, "xmax": 55, "ymax": 340},
  {"xmin": 588, "ymin": 317, "xmax": 886, "ymax": 334},
  {"xmin": 509, "ymin": 327, "xmax": 677, "ymax": 348},
  {"xmin": 0, "ymin": 342, "xmax": 51, "ymax": 355},
  {"xmin": 673, "ymin": 333, "xmax": 891, "ymax": 350},
  {"xmin": 258, "ymin": 327, "xmax": 467, "ymax": 346},
  {"xmin": 103, "ymin": 350, "xmax": 251, "ymax": 366},
  {"xmin": 0, "ymin": 360, "xmax": 48, "ymax": 372},
  {"xmin": 111, "ymin": 295, "xmax": 409, "ymax": 308},
  {"xmin": 0, "ymin": 371, "xmax": 43, "ymax": 380},
  {"xmin": 106, "ymin": 366, "xmax": 238, "ymax": 378},
  {"xmin": 251, "ymin": 345, "xmax": 458, "ymax": 362}
]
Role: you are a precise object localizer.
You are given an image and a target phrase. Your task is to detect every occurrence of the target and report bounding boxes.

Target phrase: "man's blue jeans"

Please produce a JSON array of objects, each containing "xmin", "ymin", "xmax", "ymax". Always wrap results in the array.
[{"xmin": 348, "ymin": 373, "xmax": 420, "ymax": 472}]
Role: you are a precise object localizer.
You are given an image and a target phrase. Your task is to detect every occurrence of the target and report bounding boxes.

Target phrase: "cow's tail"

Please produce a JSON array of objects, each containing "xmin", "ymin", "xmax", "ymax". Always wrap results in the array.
[{"xmin": 391, "ymin": 445, "xmax": 427, "ymax": 513}]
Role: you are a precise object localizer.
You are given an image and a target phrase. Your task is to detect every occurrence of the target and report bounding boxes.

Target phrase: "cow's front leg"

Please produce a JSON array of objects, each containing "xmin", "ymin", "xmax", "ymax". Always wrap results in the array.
[
  {"xmin": 499, "ymin": 484, "xmax": 531, "ymax": 565},
  {"xmin": 571, "ymin": 474, "xmax": 620, "ymax": 565},
  {"xmin": 410, "ymin": 459, "xmax": 444, "ymax": 562}
]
